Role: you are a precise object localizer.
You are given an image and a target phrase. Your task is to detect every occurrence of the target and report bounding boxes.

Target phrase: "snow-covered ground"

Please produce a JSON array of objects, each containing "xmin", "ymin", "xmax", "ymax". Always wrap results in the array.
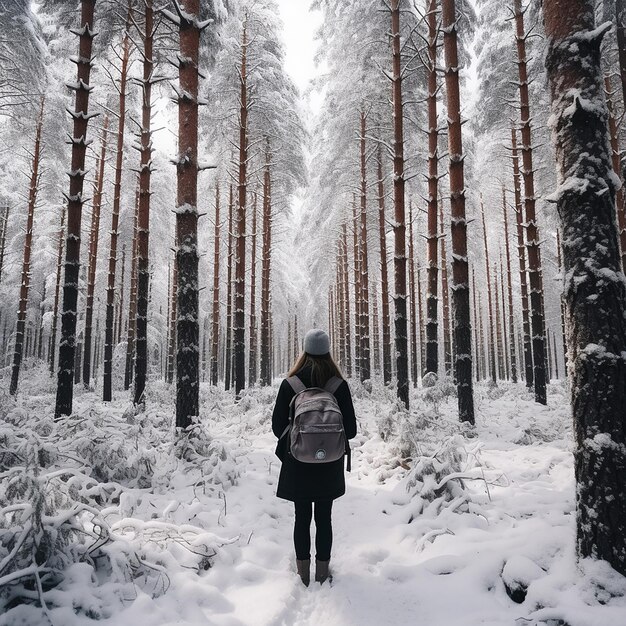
[{"xmin": 1, "ymin": 363, "xmax": 626, "ymax": 626}]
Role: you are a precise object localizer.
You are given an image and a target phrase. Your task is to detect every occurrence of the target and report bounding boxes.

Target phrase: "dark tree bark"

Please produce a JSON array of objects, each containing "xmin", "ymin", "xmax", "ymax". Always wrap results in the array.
[
  {"xmin": 10, "ymin": 98, "xmax": 44, "ymax": 396},
  {"xmin": 0, "ymin": 205, "xmax": 9, "ymax": 285},
  {"xmin": 544, "ymin": 0, "xmax": 626, "ymax": 576},
  {"xmin": 210, "ymin": 183, "xmax": 221, "ymax": 386},
  {"xmin": 514, "ymin": 0, "xmax": 547, "ymax": 404},
  {"xmin": 49, "ymin": 205, "xmax": 65, "ymax": 375},
  {"xmin": 174, "ymin": 0, "xmax": 203, "ymax": 426},
  {"xmin": 359, "ymin": 110, "xmax": 371, "ymax": 381},
  {"xmin": 556, "ymin": 228, "xmax": 568, "ymax": 374},
  {"xmin": 443, "ymin": 0, "xmax": 474, "ymax": 422},
  {"xmin": 494, "ymin": 262, "xmax": 504, "ymax": 379},
  {"xmin": 341, "ymin": 222, "xmax": 353, "ymax": 377},
  {"xmin": 103, "ymin": 2, "xmax": 132, "ymax": 402},
  {"xmin": 167, "ymin": 247, "xmax": 177, "ymax": 385},
  {"xmin": 440, "ymin": 199, "xmax": 452, "ymax": 376},
  {"xmin": 225, "ymin": 184, "xmax": 234, "ymax": 391},
  {"xmin": 133, "ymin": 0, "xmax": 154, "ymax": 407},
  {"xmin": 511, "ymin": 127, "xmax": 533, "ymax": 385},
  {"xmin": 371, "ymin": 280, "xmax": 380, "ymax": 374},
  {"xmin": 480, "ymin": 197, "xmax": 497, "ymax": 383},
  {"xmin": 502, "ymin": 186, "xmax": 518, "ymax": 382},
  {"xmin": 55, "ymin": 0, "xmax": 97, "ymax": 419},
  {"xmin": 116, "ymin": 244, "xmax": 126, "ymax": 345},
  {"xmin": 426, "ymin": 0, "xmax": 440, "ymax": 377},
  {"xmin": 471, "ymin": 268, "xmax": 481, "ymax": 381},
  {"xmin": 82, "ymin": 116, "xmax": 108, "ymax": 389},
  {"xmin": 124, "ymin": 185, "xmax": 140, "ymax": 390},
  {"xmin": 234, "ymin": 19, "xmax": 249, "ymax": 396},
  {"xmin": 376, "ymin": 144, "xmax": 392, "ymax": 384},
  {"xmin": 352, "ymin": 195, "xmax": 361, "ymax": 377},
  {"xmin": 248, "ymin": 192, "xmax": 258, "ymax": 385},
  {"xmin": 259, "ymin": 141, "xmax": 272, "ymax": 386},
  {"xmin": 390, "ymin": 0, "xmax": 409, "ymax": 408},
  {"xmin": 408, "ymin": 203, "xmax": 418, "ymax": 386}
]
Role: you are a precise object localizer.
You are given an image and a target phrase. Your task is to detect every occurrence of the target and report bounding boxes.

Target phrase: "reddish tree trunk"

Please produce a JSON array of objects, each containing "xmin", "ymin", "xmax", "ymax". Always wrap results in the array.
[
  {"xmin": 248, "ymin": 192, "xmax": 258, "ymax": 385},
  {"xmin": 259, "ymin": 141, "xmax": 273, "ymax": 386},
  {"xmin": 440, "ymin": 199, "xmax": 452, "ymax": 376},
  {"xmin": 210, "ymin": 183, "xmax": 221, "ymax": 386},
  {"xmin": 390, "ymin": 0, "xmax": 409, "ymax": 407},
  {"xmin": 11, "ymin": 98, "xmax": 44, "ymax": 396},
  {"xmin": 225, "ymin": 184, "xmax": 234, "ymax": 391},
  {"xmin": 55, "ymin": 0, "xmax": 97, "ymax": 418},
  {"xmin": 359, "ymin": 111, "xmax": 371, "ymax": 381},
  {"xmin": 342, "ymin": 222, "xmax": 353, "ymax": 378},
  {"xmin": 514, "ymin": 0, "xmax": 547, "ymax": 404},
  {"xmin": 408, "ymin": 203, "xmax": 418, "ymax": 386}
]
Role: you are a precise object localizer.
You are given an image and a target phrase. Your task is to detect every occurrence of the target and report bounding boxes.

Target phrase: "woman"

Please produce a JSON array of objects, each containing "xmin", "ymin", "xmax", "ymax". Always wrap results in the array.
[{"xmin": 272, "ymin": 328, "xmax": 357, "ymax": 586}]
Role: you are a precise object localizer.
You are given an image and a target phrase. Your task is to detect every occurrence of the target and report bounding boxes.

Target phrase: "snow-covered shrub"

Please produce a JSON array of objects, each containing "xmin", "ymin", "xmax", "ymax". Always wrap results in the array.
[{"xmin": 421, "ymin": 376, "xmax": 456, "ymax": 416}]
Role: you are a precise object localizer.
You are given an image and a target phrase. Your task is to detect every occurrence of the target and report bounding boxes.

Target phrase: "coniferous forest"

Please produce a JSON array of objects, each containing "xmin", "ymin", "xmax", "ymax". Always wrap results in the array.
[{"xmin": 0, "ymin": 0, "xmax": 625, "ymax": 624}]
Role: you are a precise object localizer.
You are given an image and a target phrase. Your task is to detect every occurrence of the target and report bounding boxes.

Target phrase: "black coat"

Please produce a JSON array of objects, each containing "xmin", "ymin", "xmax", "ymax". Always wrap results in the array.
[{"xmin": 272, "ymin": 365, "xmax": 357, "ymax": 502}]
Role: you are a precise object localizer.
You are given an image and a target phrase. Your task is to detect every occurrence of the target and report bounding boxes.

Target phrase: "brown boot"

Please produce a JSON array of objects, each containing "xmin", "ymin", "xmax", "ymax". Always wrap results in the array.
[
  {"xmin": 296, "ymin": 559, "xmax": 310, "ymax": 587},
  {"xmin": 315, "ymin": 559, "xmax": 330, "ymax": 584}
]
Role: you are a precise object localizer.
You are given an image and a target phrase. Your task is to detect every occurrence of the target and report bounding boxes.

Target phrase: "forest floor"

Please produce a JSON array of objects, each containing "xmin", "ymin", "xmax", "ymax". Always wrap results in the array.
[{"xmin": 1, "ymin": 364, "xmax": 626, "ymax": 625}]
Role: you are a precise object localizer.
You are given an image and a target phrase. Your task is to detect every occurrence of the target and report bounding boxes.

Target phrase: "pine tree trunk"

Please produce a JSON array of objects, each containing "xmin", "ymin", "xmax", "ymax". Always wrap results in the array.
[
  {"xmin": 514, "ymin": 0, "xmax": 547, "ymax": 404},
  {"xmin": 0, "ymin": 205, "xmax": 9, "ymax": 285},
  {"xmin": 390, "ymin": 0, "xmax": 409, "ymax": 408},
  {"xmin": 11, "ymin": 99, "xmax": 44, "ymax": 396},
  {"xmin": 359, "ymin": 111, "xmax": 371, "ymax": 381},
  {"xmin": 502, "ymin": 186, "xmax": 518, "ymax": 382},
  {"xmin": 103, "ymin": 4, "xmax": 131, "ymax": 402},
  {"xmin": 336, "ymin": 243, "xmax": 346, "ymax": 369},
  {"xmin": 352, "ymin": 196, "xmax": 361, "ymax": 377},
  {"xmin": 371, "ymin": 281, "xmax": 380, "ymax": 375},
  {"xmin": 116, "ymin": 244, "xmax": 126, "ymax": 345},
  {"xmin": 248, "ymin": 192, "xmax": 258, "ymax": 385},
  {"xmin": 471, "ymin": 269, "xmax": 481, "ymax": 381},
  {"xmin": 225, "ymin": 184, "xmax": 234, "ymax": 391},
  {"xmin": 234, "ymin": 20, "xmax": 249, "ymax": 396},
  {"xmin": 556, "ymin": 228, "xmax": 568, "ymax": 374},
  {"xmin": 50, "ymin": 206, "xmax": 65, "ymax": 375},
  {"xmin": 376, "ymin": 144, "xmax": 392, "ymax": 384},
  {"xmin": 426, "ymin": 0, "xmax": 440, "ymax": 377},
  {"xmin": 341, "ymin": 222, "xmax": 353, "ymax": 377},
  {"xmin": 133, "ymin": 0, "xmax": 154, "ymax": 406},
  {"xmin": 494, "ymin": 262, "xmax": 504, "ymax": 380},
  {"xmin": 124, "ymin": 186, "xmax": 140, "ymax": 390},
  {"xmin": 500, "ymin": 256, "xmax": 510, "ymax": 380},
  {"xmin": 440, "ymin": 199, "xmax": 452, "ymax": 376},
  {"xmin": 167, "ymin": 248, "xmax": 177, "ymax": 385},
  {"xmin": 443, "ymin": 0, "xmax": 474, "ymax": 422},
  {"xmin": 604, "ymin": 74, "xmax": 626, "ymax": 273},
  {"xmin": 615, "ymin": 0, "xmax": 626, "ymax": 272},
  {"xmin": 55, "ymin": 1, "xmax": 97, "ymax": 418},
  {"xmin": 174, "ymin": 0, "xmax": 202, "ymax": 426},
  {"xmin": 408, "ymin": 203, "xmax": 418, "ymax": 386},
  {"xmin": 544, "ymin": 0, "xmax": 626, "ymax": 576},
  {"xmin": 211, "ymin": 183, "xmax": 221, "ymax": 386},
  {"xmin": 511, "ymin": 127, "xmax": 533, "ymax": 386},
  {"xmin": 259, "ymin": 141, "xmax": 272, "ymax": 386},
  {"xmin": 480, "ymin": 197, "xmax": 497, "ymax": 383},
  {"xmin": 83, "ymin": 117, "xmax": 108, "ymax": 389}
]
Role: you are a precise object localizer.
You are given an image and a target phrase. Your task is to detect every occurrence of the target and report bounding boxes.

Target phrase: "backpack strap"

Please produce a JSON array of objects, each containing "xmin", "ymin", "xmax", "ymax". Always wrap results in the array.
[
  {"xmin": 323, "ymin": 376, "xmax": 343, "ymax": 395},
  {"xmin": 286, "ymin": 376, "xmax": 307, "ymax": 394}
]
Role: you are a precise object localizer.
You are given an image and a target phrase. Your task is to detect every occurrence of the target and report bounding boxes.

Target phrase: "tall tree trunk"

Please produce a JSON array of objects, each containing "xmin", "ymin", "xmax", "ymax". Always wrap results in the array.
[
  {"xmin": 124, "ymin": 185, "xmax": 140, "ymax": 390},
  {"xmin": 494, "ymin": 261, "xmax": 504, "ymax": 379},
  {"xmin": 341, "ymin": 222, "xmax": 353, "ymax": 378},
  {"xmin": 471, "ymin": 268, "xmax": 481, "ymax": 381},
  {"xmin": 10, "ymin": 99, "xmax": 44, "ymax": 396},
  {"xmin": 408, "ymin": 203, "xmax": 418, "ymax": 386},
  {"xmin": 259, "ymin": 140, "xmax": 272, "ymax": 386},
  {"xmin": 443, "ymin": 0, "xmax": 474, "ymax": 422},
  {"xmin": 480, "ymin": 196, "xmax": 497, "ymax": 383},
  {"xmin": 55, "ymin": 0, "xmax": 97, "ymax": 418},
  {"xmin": 556, "ymin": 228, "xmax": 568, "ymax": 374},
  {"xmin": 615, "ymin": 0, "xmax": 626, "ymax": 271},
  {"xmin": 174, "ymin": 0, "xmax": 202, "ymax": 426},
  {"xmin": 234, "ymin": 19, "xmax": 249, "ymax": 396},
  {"xmin": 514, "ymin": 0, "xmax": 547, "ymax": 404},
  {"xmin": 376, "ymin": 144, "xmax": 392, "ymax": 384},
  {"xmin": 390, "ymin": 0, "xmax": 409, "ymax": 408},
  {"xmin": 133, "ymin": 0, "xmax": 154, "ymax": 406},
  {"xmin": 116, "ymin": 244, "xmax": 126, "ymax": 345},
  {"xmin": 0, "ymin": 205, "xmax": 9, "ymax": 285},
  {"xmin": 502, "ymin": 186, "xmax": 518, "ymax": 382},
  {"xmin": 225, "ymin": 184, "xmax": 234, "ymax": 391},
  {"xmin": 426, "ymin": 0, "xmax": 440, "ymax": 377},
  {"xmin": 50, "ymin": 205, "xmax": 65, "ymax": 375},
  {"xmin": 210, "ymin": 183, "xmax": 221, "ymax": 386},
  {"xmin": 371, "ymin": 281, "xmax": 380, "ymax": 374},
  {"xmin": 352, "ymin": 196, "xmax": 361, "ymax": 377},
  {"xmin": 103, "ymin": 3, "xmax": 131, "ymax": 402},
  {"xmin": 83, "ymin": 116, "xmax": 108, "ymax": 389},
  {"xmin": 604, "ymin": 74, "xmax": 626, "ymax": 273},
  {"xmin": 167, "ymin": 247, "xmax": 177, "ymax": 384},
  {"xmin": 544, "ymin": 0, "xmax": 626, "ymax": 576},
  {"xmin": 511, "ymin": 127, "xmax": 533, "ymax": 386},
  {"xmin": 336, "ymin": 242, "xmax": 346, "ymax": 369},
  {"xmin": 359, "ymin": 110, "xmax": 371, "ymax": 381},
  {"xmin": 440, "ymin": 199, "xmax": 452, "ymax": 376},
  {"xmin": 248, "ymin": 192, "xmax": 258, "ymax": 385}
]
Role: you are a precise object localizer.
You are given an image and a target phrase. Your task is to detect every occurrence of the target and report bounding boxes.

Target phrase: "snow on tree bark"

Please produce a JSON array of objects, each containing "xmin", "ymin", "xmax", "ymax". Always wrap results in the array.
[
  {"xmin": 55, "ymin": 0, "xmax": 97, "ymax": 419},
  {"xmin": 210, "ymin": 183, "xmax": 221, "ymax": 386},
  {"xmin": 49, "ymin": 205, "xmax": 65, "ymax": 375},
  {"xmin": 480, "ymin": 196, "xmax": 497, "ymax": 383},
  {"xmin": 10, "ymin": 98, "xmax": 44, "ymax": 396},
  {"xmin": 124, "ymin": 185, "xmax": 140, "ymax": 390},
  {"xmin": 502, "ymin": 186, "xmax": 518, "ymax": 382},
  {"xmin": 544, "ymin": 0, "xmax": 626, "ymax": 575},
  {"xmin": 259, "ymin": 143, "xmax": 272, "ymax": 386},
  {"xmin": 359, "ymin": 110, "xmax": 371, "ymax": 382},
  {"xmin": 248, "ymin": 192, "xmax": 258, "ymax": 386},
  {"xmin": 442, "ymin": 0, "xmax": 474, "ymax": 423}
]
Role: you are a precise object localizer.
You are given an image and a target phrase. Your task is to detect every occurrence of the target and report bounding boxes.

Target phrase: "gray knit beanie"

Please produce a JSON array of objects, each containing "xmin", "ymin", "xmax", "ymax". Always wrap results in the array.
[{"xmin": 304, "ymin": 328, "xmax": 331, "ymax": 356}]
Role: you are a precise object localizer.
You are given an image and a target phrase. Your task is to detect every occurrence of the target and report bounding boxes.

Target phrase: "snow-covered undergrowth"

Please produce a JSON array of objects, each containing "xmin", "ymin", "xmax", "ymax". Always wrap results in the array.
[{"xmin": 1, "ymin": 363, "xmax": 625, "ymax": 625}]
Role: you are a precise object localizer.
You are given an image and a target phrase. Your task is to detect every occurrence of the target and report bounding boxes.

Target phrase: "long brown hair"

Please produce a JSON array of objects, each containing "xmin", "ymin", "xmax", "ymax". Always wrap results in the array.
[{"xmin": 287, "ymin": 352, "xmax": 344, "ymax": 387}]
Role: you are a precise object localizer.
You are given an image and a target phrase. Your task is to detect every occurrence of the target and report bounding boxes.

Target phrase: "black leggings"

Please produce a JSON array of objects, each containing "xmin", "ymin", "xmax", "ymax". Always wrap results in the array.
[{"xmin": 293, "ymin": 500, "xmax": 333, "ymax": 561}]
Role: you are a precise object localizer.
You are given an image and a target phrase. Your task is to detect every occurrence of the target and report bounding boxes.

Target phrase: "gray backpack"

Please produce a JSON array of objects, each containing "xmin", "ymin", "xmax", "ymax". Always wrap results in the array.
[{"xmin": 281, "ymin": 375, "xmax": 348, "ymax": 467}]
